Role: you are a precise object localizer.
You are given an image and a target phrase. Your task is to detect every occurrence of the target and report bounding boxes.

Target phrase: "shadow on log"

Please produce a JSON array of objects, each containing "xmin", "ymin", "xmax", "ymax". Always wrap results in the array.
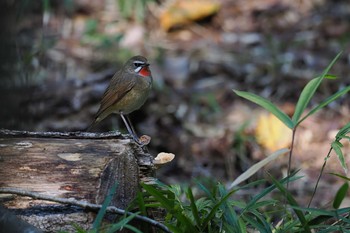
[{"xmin": 0, "ymin": 129, "xmax": 156, "ymax": 232}]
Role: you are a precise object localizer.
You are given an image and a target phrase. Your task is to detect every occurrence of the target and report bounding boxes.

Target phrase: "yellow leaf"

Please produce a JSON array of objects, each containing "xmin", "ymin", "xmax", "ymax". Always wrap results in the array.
[
  {"xmin": 160, "ymin": 0, "xmax": 220, "ymax": 31},
  {"xmin": 255, "ymin": 113, "xmax": 292, "ymax": 151}
]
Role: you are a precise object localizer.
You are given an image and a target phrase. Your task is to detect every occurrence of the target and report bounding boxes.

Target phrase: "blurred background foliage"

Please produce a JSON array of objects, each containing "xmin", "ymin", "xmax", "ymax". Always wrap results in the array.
[{"xmin": 0, "ymin": 0, "xmax": 350, "ymax": 208}]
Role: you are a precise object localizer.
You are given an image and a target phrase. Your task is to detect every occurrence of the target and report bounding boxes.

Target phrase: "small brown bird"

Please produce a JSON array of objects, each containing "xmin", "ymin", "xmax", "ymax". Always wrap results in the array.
[{"xmin": 88, "ymin": 55, "xmax": 152, "ymax": 144}]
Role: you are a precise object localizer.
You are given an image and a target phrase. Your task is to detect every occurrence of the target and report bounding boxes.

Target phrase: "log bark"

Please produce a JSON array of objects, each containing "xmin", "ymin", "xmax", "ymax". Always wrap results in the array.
[{"xmin": 0, "ymin": 129, "xmax": 156, "ymax": 232}]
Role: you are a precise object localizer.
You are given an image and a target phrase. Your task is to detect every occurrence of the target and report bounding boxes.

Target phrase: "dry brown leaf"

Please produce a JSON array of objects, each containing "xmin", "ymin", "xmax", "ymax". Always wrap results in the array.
[
  {"xmin": 160, "ymin": 0, "xmax": 220, "ymax": 31},
  {"xmin": 255, "ymin": 113, "xmax": 292, "ymax": 151}
]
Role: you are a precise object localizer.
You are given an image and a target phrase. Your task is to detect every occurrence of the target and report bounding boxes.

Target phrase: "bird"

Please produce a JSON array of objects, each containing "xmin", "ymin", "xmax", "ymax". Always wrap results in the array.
[{"xmin": 88, "ymin": 55, "xmax": 153, "ymax": 145}]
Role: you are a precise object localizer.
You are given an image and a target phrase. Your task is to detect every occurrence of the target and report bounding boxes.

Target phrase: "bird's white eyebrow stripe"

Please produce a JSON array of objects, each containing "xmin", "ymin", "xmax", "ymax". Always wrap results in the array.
[{"xmin": 134, "ymin": 61, "xmax": 145, "ymax": 65}]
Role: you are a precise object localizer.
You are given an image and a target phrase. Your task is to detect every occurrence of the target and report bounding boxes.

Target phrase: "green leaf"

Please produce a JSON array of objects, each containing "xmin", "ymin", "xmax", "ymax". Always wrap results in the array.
[
  {"xmin": 233, "ymin": 90, "xmax": 294, "ymax": 129},
  {"xmin": 329, "ymin": 173, "xmax": 350, "ymax": 182},
  {"xmin": 229, "ymin": 148, "xmax": 289, "ymax": 189},
  {"xmin": 333, "ymin": 183, "xmax": 349, "ymax": 209},
  {"xmin": 324, "ymin": 74, "xmax": 337, "ymax": 79},
  {"xmin": 292, "ymin": 52, "xmax": 342, "ymax": 124},
  {"xmin": 292, "ymin": 78, "xmax": 321, "ymax": 124},
  {"xmin": 331, "ymin": 141, "xmax": 348, "ymax": 174},
  {"xmin": 267, "ymin": 173, "xmax": 311, "ymax": 233},
  {"xmin": 298, "ymin": 86, "xmax": 350, "ymax": 125},
  {"xmin": 336, "ymin": 121, "xmax": 350, "ymax": 139}
]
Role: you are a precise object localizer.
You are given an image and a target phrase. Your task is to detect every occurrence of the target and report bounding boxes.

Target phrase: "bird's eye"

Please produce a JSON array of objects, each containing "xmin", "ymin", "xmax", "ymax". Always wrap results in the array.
[{"xmin": 133, "ymin": 62, "xmax": 144, "ymax": 68}]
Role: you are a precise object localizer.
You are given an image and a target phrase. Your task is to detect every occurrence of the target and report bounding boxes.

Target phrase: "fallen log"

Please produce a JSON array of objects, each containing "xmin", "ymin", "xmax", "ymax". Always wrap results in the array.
[{"xmin": 0, "ymin": 129, "xmax": 158, "ymax": 232}]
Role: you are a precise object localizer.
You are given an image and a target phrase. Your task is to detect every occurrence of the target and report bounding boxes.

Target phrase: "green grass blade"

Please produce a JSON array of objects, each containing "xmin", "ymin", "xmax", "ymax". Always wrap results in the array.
[
  {"xmin": 292, "ymin": 52, "xmax": 342, "ymax": 124},
  {"xmin": 141, "ymin": 183, "xmax": 174, "ymax": 210},
  {"xmin": 93, "ymin": 182, "xmax": 118, "ymax": 230},
  {"xmin": 106, "ymin": 212, "xmax": 140, "ymax": 233},
  {"xmin": 268, "ymin": 173, "xmax": 311, "ymax": 233},
  {"xmin": 135, "ymin": 191, "xmax": 147, "ymax": 216},
  {"xmin": 218, "ymin": 184, "xmax": 241, "ymax": 232},
  {"xmin": 292, "ymin": 206, "xmax": 350, "ymax": 217},
  {"xmin": 333, "ymin": 182, "xmax": 349, "ymax": 209},
  {"xmin": 244, "ymin": 171, "xmax": 302, "ymax": 213},
  {"xmin": 124, "ymin": 224, "xmax": 144, "ymax": 233},
  {"xmin": 293, "ymin": 206, "xmax": 350, "ymax": 231},
  {"xmin": 329, "ymin": 173, "xmax": 350, "ymax": 182},
  {"xmin": 243, "ymin": 213, "xmax": 272, "ymax": 233},
  {"xmin": 70, "ymin": 223, "xmax": 88, "ymax": 233},
  {"xmin": 195, "ymin": 180, "xmax": 215, "ymax": 201},
  {"xmin": 222, "ymin": 203, "xmax": 240, "ymax": 231},
  {"xmin": 201, "ymin": 188, "xmax": 237, "ymax": 229},
  {"xmin": 233, "ymin": 90, "xmax": 294, "ymax": 129},
  {"xmin": 229, "ymin": 148, "xmax": 289, "ymax": 189},
  {"xmin": 298, "ymin": 86, "xmax": 350, "ymax": 125},
  {"xmin": 242, "ymin": 215, "xmax": 266, "ymax": 232},
  {"xmin": 166, "ymin": 225, "xmax": 185, "ymax": 233},
  {"xmin": 141, "ymin": 183, "xmax": 198, "ymax": 232},
  {"xmin": 186, "ymin": 188, "xmax": 201, "ymax": 228}
]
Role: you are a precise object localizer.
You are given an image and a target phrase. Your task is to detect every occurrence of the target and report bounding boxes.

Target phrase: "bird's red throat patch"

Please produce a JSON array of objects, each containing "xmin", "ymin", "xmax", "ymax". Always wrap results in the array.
[{"xmin": 139, "ymin": 66, "xmax": 151, "ymax": 77}]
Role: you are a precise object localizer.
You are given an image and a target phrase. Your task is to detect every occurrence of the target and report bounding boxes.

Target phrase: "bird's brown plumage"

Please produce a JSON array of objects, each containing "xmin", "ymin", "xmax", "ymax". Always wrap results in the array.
[{"xmin": 88, "ymin": 56, "xmax": 152, "ymax": 131}]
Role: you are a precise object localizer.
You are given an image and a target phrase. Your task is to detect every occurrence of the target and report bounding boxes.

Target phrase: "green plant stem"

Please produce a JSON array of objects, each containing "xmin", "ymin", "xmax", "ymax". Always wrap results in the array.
[
  {"xmin": 308, "ymin": 147, "xmax": 333, "ymax": 208},
  {"xmin": 282, "ymin": 128, "xmax": 296, "ymax": 228},
  {"xmin": 287, "ymin": 128, "xmax": 297, "ymax": 189}
]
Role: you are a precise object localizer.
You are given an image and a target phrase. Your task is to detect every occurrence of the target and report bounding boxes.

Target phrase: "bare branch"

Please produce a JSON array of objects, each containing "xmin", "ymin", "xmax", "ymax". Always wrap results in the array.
[{"xmin": 0, "ymin": 188, "xmax": 170, "ymax": 233}]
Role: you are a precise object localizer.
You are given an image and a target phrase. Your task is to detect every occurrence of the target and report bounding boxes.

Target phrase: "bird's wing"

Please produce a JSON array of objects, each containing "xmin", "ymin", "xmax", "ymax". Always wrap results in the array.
[{"xmin": 94, "ymin": 71, "xmax": 135, "ymax": 122}]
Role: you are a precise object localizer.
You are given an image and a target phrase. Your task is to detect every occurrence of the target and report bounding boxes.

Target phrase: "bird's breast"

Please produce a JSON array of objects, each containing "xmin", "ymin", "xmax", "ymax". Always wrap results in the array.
[{"xmin": 112, "ymin": 76, "xmax": 152, "ymax": 114}]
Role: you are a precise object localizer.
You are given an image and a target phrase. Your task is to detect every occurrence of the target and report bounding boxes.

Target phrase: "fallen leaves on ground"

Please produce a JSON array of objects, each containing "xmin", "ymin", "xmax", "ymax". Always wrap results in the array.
[{"xmin": 255, "ymin": 113, "xmax": 292, "ymax": 151}]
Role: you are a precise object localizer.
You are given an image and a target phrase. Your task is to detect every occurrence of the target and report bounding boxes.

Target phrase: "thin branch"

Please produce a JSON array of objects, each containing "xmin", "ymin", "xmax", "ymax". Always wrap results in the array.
[{"xmin": 0, "ymin": 188, "xmax": 171, "ymax": 233}]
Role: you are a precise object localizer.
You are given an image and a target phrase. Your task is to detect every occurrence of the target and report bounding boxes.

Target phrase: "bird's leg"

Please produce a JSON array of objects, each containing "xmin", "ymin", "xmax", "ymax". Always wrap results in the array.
[
  {"xmin": 126, "ymin": 115, "xmax": 139, "ymax": 138},
  {"xmin": 120, "ymin": 113, "xmax": 142, "ymax": 144}
]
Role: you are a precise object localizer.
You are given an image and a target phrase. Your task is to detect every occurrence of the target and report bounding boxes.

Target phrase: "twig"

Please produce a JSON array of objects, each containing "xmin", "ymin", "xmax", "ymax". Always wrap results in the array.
[{"xmin": 0, "ymin": 188, "xmax": 171, "ymax": 233}]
